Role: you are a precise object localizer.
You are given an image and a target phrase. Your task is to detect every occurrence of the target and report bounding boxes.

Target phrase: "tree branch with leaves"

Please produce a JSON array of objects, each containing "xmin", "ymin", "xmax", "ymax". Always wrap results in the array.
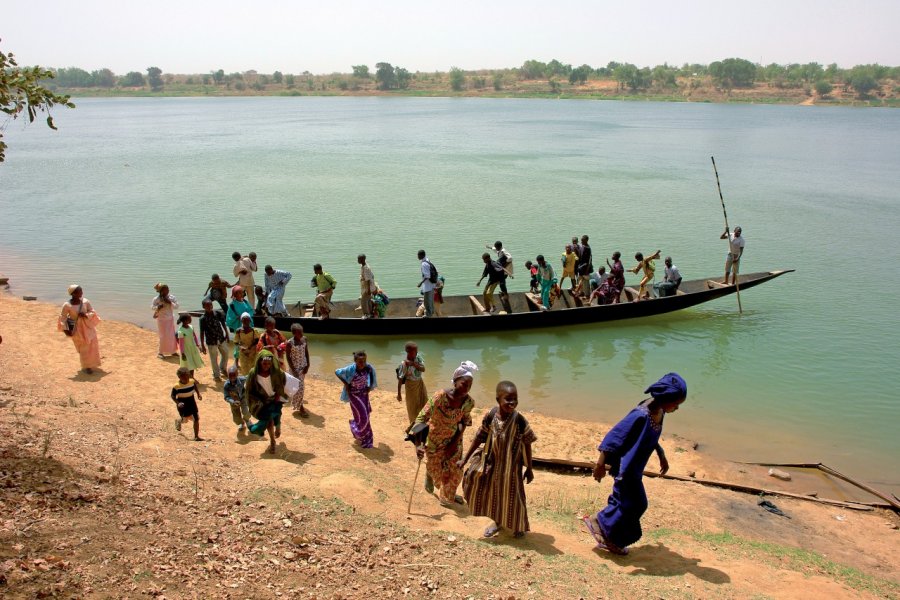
[{"xmin": 1, "ymin": 40, "xmax": 75, "ymax": 162}]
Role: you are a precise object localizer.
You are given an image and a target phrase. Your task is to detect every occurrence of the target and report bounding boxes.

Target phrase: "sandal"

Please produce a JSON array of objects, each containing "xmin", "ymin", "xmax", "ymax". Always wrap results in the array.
[
  {"xmin": 483, "ymin": 524, "xmax": 500, "ymax": 538},
  {"xmin": 581, "ymin": 515, "xmax": 604, "ymax": 545}
]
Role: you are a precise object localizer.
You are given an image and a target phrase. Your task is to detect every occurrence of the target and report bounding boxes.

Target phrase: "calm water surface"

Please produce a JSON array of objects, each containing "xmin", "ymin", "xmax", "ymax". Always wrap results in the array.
[{"xmin": 2, "ymin": 97, "xmax": 898, "ymax": 490}]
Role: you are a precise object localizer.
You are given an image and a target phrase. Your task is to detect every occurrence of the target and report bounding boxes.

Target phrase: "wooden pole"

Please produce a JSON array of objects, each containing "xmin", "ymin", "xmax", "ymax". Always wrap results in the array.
[
  {"xmin": 711, "ymin": 156, "xmax": 743, "ymax": 314},
  {"xmin": 407, "ymin": 457, "xmax": 423, "ymax": 514}
]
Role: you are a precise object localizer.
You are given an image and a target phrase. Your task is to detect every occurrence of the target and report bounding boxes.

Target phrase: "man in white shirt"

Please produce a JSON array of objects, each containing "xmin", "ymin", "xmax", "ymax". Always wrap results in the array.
[
  {"xmin": 656, "ymin": 256, "xmax": 682, "ymax": 297},
  {"xmin": 232, "ymin": 251, "xmax": 259, "ymax": 306},
  {"xmin": 486, "ymin": 241, "xmax": 514, "ymax": 278},
  {"xmin": 416, "ymin": 249, "xmax": 435, "ymax": 317},
  {"xmin": 720, "ymin": 226, "xmax": 744, "ymax": 285},
  {"xmin": 358, "ymin": 254, "xmax": 375, "ymax": 317}
]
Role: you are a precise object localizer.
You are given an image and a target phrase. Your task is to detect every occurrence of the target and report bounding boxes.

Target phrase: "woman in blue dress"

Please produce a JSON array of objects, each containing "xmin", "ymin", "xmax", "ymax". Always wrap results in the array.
[{"xmin": 584, "ymin": 372, "xmax": 687, "ymax": 555}]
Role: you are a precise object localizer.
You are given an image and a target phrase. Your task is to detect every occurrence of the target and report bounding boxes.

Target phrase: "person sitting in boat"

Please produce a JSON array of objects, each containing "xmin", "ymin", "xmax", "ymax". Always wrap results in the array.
[
  {"xmin": 654, "ymin": 257, "xmax": 682, "ymax": 298},
  {"xmin": 371, "ymin": 287, "xmax": 389, "ymax": 319},
  {"xmin": 590, "ymin": 266, "xmax": 608, "ymax": 292},
  {"xmin": 589, "ymin": 274, "xmax": 619, "ymax": 306}
]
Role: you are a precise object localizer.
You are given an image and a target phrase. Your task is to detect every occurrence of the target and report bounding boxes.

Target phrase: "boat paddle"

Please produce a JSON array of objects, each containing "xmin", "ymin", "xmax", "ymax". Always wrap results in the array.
[{"xmin": 711, "ymin": 156, "xmax": 743, "ymax": 315}]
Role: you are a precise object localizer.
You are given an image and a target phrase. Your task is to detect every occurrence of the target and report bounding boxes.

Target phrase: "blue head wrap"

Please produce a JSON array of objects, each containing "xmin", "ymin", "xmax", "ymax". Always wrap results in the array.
[{"xmin": 644, "ymin": 372, "xmax": 687, "ymax": 403}]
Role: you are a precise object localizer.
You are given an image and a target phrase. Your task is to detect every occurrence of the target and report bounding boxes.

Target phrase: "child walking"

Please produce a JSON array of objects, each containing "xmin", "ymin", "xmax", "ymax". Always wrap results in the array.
[
  {"xmin": 172, "ymin": 367, "xmax": 203, "ymax": 441},
  {"xmin": 223, "ymin": 365, "xmax": 252, "ymax": 433},
  {"xmin": 199, "ymin": 299, "xmax": 230, "ymax": 381},
  {"xmin": 177, "ymin": 314, "xmax": 204, "ymax": 380},
  {"xmin": 284, "ymin": 324, "xmax": 310, "ymax": 417},
  {"xmin": 257, "ymin": 317, "xmax": 286, "ymax": 365},
  {"xmin": 233, "ymin": 313, "xmax": 260, "ymax": 375},
  {"xmin": 335, "ymin": 351, "xmax": 377, "ymax": 448},
  {"xmin": 396, "ymin": 341, "xmax": 427, "ymax": 426},
  {"xmin": 460, "ymin": 381, "xmax": 536, "ymax": 538}
]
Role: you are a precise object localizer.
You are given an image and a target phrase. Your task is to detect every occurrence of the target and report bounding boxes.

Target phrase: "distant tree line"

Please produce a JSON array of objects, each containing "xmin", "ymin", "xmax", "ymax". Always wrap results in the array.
[{"xmin": 42, "ymin": 58, "xmax": 900, "ymax": 100}]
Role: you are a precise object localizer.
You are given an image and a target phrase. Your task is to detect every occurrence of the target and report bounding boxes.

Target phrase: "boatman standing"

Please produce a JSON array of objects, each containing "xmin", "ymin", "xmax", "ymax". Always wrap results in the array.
[{"xmin": 720, "ymin": 226, "xmax": 744, "ymax": 285}]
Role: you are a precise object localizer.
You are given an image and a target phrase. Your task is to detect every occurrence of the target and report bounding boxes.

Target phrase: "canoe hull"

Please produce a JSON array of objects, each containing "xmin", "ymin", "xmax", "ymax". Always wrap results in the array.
[{"xmin": 255, "ymin": 270, "xmax": 792, "ymax": 336}]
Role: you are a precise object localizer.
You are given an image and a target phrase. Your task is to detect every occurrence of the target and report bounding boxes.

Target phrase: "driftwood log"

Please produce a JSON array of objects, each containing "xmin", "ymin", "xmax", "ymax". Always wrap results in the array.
[{"xmin": 532, "ymin": 456, "xmax": 895, "ymax": 512}]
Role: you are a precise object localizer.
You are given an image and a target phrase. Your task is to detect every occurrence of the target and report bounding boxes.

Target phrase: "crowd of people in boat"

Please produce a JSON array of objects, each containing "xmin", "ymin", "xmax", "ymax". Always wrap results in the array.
[{"xmin": 55, "ymin": 285, "xmax": 688, "ymax": 554}]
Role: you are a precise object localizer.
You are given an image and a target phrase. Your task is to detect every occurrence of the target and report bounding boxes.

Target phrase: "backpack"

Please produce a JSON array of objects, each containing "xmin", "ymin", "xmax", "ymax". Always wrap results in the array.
[{"xmin": 426, "ymin": 261, "xmax": 438, "ymax": 284}]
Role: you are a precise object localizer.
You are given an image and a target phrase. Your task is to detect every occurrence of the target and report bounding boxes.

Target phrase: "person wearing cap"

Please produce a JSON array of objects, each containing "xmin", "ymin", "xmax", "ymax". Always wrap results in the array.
[
  {"xmin": 583, "ymin": 373, "xmax": 687, "ymax": 556},
  {"xmin": 58, "ymin": 284, "xmax": 101, "ymax": 374},
  {"xmin": 720, "ymin": 226, "xmax": 744, "ymax": 285},
  {"xmin": 233, "ymin": 312, "xmax": 260, "ymax": 375},
  {"xmin": 414, "ymin": 361, "xmax": 478, "ymax": 506}
]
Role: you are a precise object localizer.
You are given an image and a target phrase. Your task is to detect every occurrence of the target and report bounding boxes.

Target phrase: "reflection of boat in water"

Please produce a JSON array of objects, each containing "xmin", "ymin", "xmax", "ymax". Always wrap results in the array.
[{"xmin": 257, "ymin": 270, "xmax": 793, "ymax": 336}]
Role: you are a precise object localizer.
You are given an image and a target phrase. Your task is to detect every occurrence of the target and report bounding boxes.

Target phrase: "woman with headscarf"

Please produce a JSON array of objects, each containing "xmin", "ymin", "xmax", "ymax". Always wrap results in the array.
[
  {"xmin": 152, "ymin": 283, "xmax": 179, "ymax": 358},
  {"xmin": 244, "ymin": 350, "xmax": 287, "ymax": 454},
  {"xmin": 335, "ymin": 351, "xmax": 378, "ymax": 448},
  {"xmin": 583, "ymin": 372, "xmax": 687, "ymax": 555},
  {"xmin": 226, "ymin": 285, "xmax": 254, "ymax": 332},
  {"xmin": 58, "ymin": 285, "xmax": 101, "ymax": 373},
  {"xmin": 414, "ymin": 360, "xmax": 478, "ymax": 506}
]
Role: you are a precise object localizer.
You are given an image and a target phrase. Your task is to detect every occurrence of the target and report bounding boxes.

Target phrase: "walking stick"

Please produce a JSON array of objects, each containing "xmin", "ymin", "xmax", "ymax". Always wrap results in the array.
[
  {"xmin": 408, "ymin": 455, "xmax": 423, "ymax": 513},
  {"xmin": 711, "ymin": 156, "xmax": 743, "ymax": 315}
]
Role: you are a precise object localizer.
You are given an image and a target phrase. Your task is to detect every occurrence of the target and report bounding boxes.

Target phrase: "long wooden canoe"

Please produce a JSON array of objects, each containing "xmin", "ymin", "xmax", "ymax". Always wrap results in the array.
[{"xmin": 255, "ymin": 270, "xmax": 792, "ymax": 336}]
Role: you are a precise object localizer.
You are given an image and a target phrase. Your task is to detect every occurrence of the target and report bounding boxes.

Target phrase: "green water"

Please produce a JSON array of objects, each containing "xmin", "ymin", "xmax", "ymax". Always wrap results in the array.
[{"xmin": 2, "ymin": 97, "xmax": 898, "ymax": 490}]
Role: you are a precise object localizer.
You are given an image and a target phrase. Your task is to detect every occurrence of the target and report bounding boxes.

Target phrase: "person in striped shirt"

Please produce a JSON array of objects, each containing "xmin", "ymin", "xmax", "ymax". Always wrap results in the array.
[{"xmin": 172, "ymin": 367, "xmax": 203, "ymax": 441}]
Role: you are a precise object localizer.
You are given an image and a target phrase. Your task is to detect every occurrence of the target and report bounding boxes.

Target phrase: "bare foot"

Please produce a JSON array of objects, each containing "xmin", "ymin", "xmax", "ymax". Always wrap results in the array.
[
  {"xmin": 275, "ymin": 427, "xmax": 281, "ymax": 439},
  {"xmin": 267, "ymin": 445, "xmax": 276, "ymax": 455}
]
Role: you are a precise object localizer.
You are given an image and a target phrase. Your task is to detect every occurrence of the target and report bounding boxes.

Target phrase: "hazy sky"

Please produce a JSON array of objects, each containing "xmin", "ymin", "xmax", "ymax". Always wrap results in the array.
[{"xmin": 5, "ymin": 0, "xmax": 898, "ymax": 74}]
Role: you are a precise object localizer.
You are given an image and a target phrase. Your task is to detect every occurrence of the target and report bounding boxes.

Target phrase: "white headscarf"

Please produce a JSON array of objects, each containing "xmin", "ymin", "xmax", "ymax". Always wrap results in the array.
[
  {"xmin": 240, "ymin": 312, "xmax": 252, "ymax": 320},
  {"xmin": 451, "ymin": 360, "xmax": 479, "ymax": 384},
  {"xmin": 67, "ymin": 284, "xmax": 80, "ymax": 295}
]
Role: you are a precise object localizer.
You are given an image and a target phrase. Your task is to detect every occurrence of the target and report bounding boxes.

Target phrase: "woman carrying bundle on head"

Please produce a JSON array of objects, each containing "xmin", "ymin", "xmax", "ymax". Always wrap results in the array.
[
  {"xmin": 583, "ymin": 372, "xmax": 687, "ymax": 556},
  {"xmin": 414, "ymin": 361, "xmax": 478, "ymax": 507}
]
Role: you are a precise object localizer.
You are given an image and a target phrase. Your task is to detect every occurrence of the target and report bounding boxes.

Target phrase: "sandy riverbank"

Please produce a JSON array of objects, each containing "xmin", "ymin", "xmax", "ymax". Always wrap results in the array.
[{"xmin": 1, "ymin": 295, "xmax": 898, "ymax": 599}]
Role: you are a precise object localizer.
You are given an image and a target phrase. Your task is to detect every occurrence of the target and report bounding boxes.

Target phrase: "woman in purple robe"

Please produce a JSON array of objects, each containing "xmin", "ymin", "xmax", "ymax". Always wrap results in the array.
[
  {"xmin": 335, "ymin": 351, "xmax": 378, "ymax": 448},
  {"xmin": 583, "ymin": 372, "xmax": 687, "ymax": 555}
]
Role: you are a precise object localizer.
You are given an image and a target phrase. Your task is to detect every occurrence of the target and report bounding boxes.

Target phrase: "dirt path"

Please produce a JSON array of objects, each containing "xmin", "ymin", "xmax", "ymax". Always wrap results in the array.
[{"xmin": 1, "ymin": 296, "xmax": 898, "ymax": 599}]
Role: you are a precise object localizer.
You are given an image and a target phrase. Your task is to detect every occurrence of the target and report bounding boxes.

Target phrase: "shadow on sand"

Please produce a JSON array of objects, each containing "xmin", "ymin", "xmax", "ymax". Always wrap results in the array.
[
  {"xmin": 69, "ymin": 368, "xmax": 109, "ymax": 382},
  {"xmin": 260, "ymin": 443, "xmax": 315, "ymax": 465},
  {"xmin": 596, "ymin": 542, "xmax": 731, "ymax": 584}
]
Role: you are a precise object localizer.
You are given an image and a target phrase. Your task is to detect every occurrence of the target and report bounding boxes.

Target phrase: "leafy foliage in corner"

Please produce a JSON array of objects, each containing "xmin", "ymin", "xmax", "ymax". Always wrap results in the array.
[{"xmin": 0, "ymin": 39, "xmax": 75, "ymax": 162}]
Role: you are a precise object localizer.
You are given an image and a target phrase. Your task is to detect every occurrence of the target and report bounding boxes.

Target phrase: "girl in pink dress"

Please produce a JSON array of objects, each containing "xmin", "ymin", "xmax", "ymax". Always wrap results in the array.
[{"xmin": 58, "ymin": 284, "xmax": 101, "ymax": 373}]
